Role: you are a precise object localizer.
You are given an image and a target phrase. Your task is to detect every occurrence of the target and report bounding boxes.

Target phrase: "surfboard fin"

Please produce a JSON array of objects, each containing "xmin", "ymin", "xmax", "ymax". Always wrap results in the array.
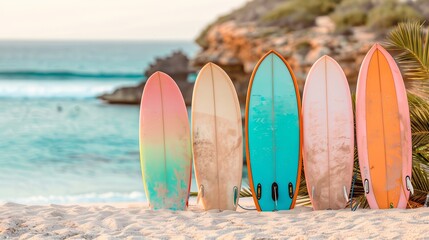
[
  {"xmin": 424, "ymin": 194, "xmax": 429, "ymax": 207},
  {"xmin": 343, "ymin": 186, "xmax": 349, "ymax": 202},
  {"xmin": 197, "ymin": 185, "xmax": 204, "ymax": 204},
  {"xmin": 272, "ymin": 182, "xmax": 278, "ymax": 211},
  {"xmin": 364, "ymin": 179, "xmax": 370, "ymax": 194},
  {"xmin": 256, "ymin": 184, "xmax": 262, "ymax": 200},
  {"xmin": 233, "ymin": 186, "xmax": 238, "ymax": 207},
  {"xmin": 406, "ymin": 176, "xmax": 414, "ymax": 195},
  {"xmin": 288, "ymin": 183, "xmax": 294, "ymax": 199},
  {"xmin": 311, "ymin": 186, "xmax": 315, "ymax": 198}
]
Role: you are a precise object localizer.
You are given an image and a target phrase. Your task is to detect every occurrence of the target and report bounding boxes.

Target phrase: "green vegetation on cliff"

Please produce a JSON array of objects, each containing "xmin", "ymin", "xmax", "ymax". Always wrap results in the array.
[
  {"xmin": 331, "ymin": 0, "xmax": 421, "ymax": 33},
  {"xmin": 367, "ymin": 0, "xmax": 422, "ymax": 29},
  {"xmin": 330, "ymin": 0, "xmax": 372, "ymax": 32},
  {"xmin": 262, "ymin": 0, "xmax": 341, "ymax": 29},
  {"xmin": 196, "ymin": 0, "xmax": 426, "ymax": 46}
]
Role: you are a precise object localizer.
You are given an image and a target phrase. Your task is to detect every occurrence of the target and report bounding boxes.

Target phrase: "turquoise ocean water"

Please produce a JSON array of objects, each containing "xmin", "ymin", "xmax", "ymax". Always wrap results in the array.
[{"xmin": 0, "ymin": 41, "xmax": 203, "ymax": 204}]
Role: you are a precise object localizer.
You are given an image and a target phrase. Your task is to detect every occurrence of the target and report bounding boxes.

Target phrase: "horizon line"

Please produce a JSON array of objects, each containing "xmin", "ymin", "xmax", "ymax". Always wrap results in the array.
[{"xmin": 0, "ymin": 38, "xmax": 197, "ymax": 42}]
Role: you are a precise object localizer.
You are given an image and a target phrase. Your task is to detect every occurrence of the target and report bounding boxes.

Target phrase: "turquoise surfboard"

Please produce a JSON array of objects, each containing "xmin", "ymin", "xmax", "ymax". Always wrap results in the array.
[{"xmin": 245, "ymin": 50, "xmax": 302, "ymax": 211}]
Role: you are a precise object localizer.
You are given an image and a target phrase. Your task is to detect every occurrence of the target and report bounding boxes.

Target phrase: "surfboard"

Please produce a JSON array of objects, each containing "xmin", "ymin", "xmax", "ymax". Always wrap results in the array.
[
  {"xmin": 356, "ymin": 43, "xmax": 412, "ymax": 209},
  {"xmin": 192, "ymin": 62, "xmax": 243, "ymax": 211},
  {"xmin": 139, "ymin": 71, "xmax": 192, "ymax": 210},
  {"xmin": 245, "ymin": 50, "xmax": 302, "ymax": 211},
  {"xmin": 302, "ymin": 55, "xmax": 354, "ymax": 210}
]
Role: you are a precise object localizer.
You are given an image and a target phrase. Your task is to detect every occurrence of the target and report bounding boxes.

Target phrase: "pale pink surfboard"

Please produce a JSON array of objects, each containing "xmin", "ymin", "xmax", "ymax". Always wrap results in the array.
[
  {"xmin": 356, "ymin": 43, "xmax": 412, "ymax": 209},
  {"xmin": 302, "ymin": 55, "xmax": 354, "ymax": 210}
]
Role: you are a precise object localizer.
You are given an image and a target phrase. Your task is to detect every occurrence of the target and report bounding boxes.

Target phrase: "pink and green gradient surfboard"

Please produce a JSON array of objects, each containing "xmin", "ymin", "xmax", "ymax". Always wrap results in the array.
[{"xmin": 139, "ymin": 71, "xmax": 192, "ymax": 210}]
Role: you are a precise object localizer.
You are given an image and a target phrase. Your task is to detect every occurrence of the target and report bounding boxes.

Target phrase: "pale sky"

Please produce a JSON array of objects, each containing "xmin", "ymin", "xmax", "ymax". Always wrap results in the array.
[{"xmin": 0, "ymin": 0, "xmax": 248, "ymax": 40}]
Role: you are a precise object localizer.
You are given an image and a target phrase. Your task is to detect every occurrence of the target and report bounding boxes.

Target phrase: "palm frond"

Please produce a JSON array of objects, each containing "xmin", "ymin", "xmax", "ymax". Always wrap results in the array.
[
  {"xmin": 410, "ymin": 162, "xmax": 429, "ymax": 205},
  {"xmin": 405, "ymin": 81, "xmax": 429, "ymax": 100},
  {"xmin": 295, "ymin": 196, "xmax": 312, "ymax": 206},
  {"xmin": 239, "ymin": 187, "xmax": 253, "ymax": 198},
  {"xmin": 413, "ymin": 153, "xmax": 429, "ymax": 173},
  {"xmin": 298, "ymin": 168, "xmax": 308, "ymax": 197},
  {"xmin": 408, "ymin": 93, "xmax": 429, "ymax": 149},
  {"xmin": 385, "ymin": 21, "xmax": 429, "ymax": 81}
]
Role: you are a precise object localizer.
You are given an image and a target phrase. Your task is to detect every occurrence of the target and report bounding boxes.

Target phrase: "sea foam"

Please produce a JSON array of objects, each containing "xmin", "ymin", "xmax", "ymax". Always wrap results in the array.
[{"xmin": 0, "ymin": 191, "xmax": 146, "ymax": 204}]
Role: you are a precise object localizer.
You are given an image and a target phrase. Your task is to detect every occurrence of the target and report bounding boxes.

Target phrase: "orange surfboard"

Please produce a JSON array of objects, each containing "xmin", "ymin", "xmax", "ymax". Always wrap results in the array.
[{"xmin": 356, "ymin": 43, "xmax": 412, "ymax": 209}]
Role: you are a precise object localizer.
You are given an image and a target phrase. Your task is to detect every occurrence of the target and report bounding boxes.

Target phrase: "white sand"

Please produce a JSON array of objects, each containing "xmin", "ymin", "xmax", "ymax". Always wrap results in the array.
[{"xmin": 0, "ymin": 198, "xmax": 428, "ymax": 239}]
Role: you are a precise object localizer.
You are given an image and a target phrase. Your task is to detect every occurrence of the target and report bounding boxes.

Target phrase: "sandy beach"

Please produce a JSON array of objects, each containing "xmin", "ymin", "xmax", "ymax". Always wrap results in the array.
[{"xmin": 0, "ymin": 198, "xmax": 428, "ymax": 239}]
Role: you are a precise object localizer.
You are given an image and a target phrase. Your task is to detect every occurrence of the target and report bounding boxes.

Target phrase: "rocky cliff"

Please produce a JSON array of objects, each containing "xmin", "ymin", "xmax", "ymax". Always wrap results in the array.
[
  {"xmin": 191, "ymin": 0, "xmax": 427, "ymax": 103},
  {"xmin": 193, "ymin": 17, "xmax": 377, "ymax": 103},
  {"xmin": 98, "ymin": 51, "xmax": 194, "ymax": 105},
  {"xmin": 99, "ymin": 0, "xmax": 426, "ymax": 105}
]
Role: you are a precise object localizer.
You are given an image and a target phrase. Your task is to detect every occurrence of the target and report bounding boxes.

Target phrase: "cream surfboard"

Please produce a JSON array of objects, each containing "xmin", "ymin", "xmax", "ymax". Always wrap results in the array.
[
  {"xmin": 192, "ymin": 62, "xmax": 243, "ymax": 211},
  {"xmin": 302, "ymin": 55, "xmax": 354, "ymax": 210},
  {"xmin": 139, "ymin": 71, "xmax": 192, "ymax": 210},
  {"xmin": 356, "ymin": 43, "xmax": 412, "ymax": 209}
]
